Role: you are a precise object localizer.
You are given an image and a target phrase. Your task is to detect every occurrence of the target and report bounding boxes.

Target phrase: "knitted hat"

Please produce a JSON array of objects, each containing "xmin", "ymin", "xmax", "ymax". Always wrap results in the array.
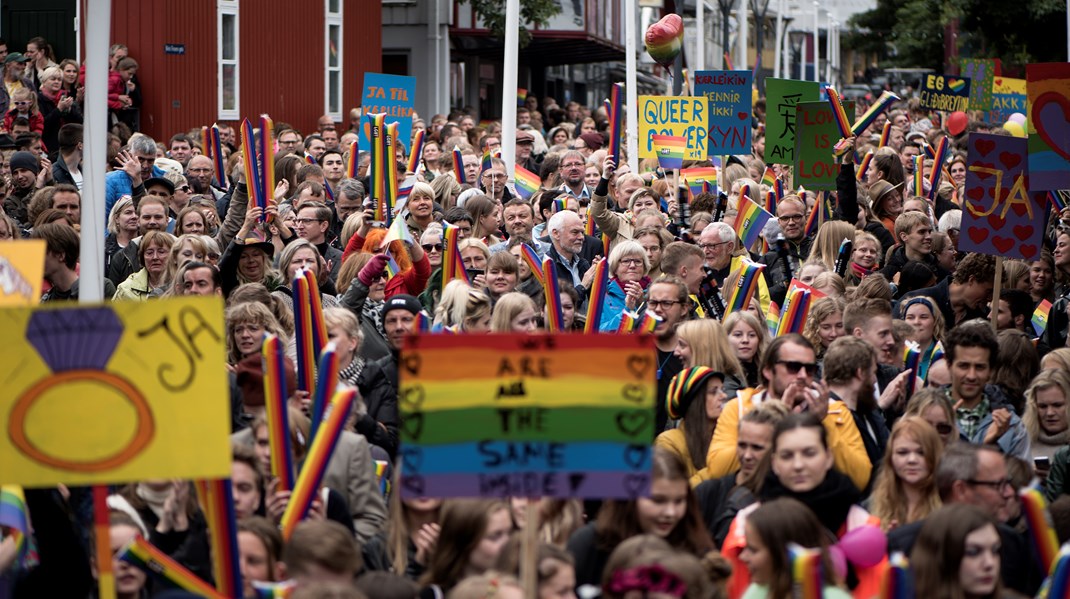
[
  {"xmin": 665, "ymin": 367, "xmax": 723, "ymax": 420},
  {"xmin": 9, "ymin": 151, "xmax": 39, "ymax": 175},
  {"xmin": 382, "ymin": 294, "xmax": 422, "ymax": 319},
  {"xmin": 579, "ymin": 132, "xmax": 604, "ymax": 151}
]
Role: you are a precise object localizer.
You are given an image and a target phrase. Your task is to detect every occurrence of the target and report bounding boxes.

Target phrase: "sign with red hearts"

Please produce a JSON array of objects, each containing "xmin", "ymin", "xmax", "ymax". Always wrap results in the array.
[
  {"xmin": 961, "ymin": 133, "xmax": 1046, "ymax": 260},
  {"xmin": 1027, "ymin": 63, "xmax": 1070, "ymax": 190},
  {"xmin": 694, "ymin": 70, "xmax": 752, "ymax": 156}
]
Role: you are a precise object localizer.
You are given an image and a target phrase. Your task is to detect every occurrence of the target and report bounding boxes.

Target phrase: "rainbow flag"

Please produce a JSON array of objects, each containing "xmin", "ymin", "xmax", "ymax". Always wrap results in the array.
[
  {"xmin": 766, "ymin": 301, "xmax": 780, "ymax": 336},
  {"xmin": 760, "ymin": 166, "xmax": 777, "ymax": 189},
  {"xmin": 606, "ymin": 83, "xmax": 624, "ymax": 164},
  {"xmin": 1033, "ymin": 299, "xmax": 1053, "ymax": 337},
  {"xmin": 451, "ymin": 146, "xmax": 466, "ymax": 184},
  {"xmin": 1021, "ymin": 487, "xmax": 1059, "ymax": 574},
  {"xmin": 803, "ymin": 192, "xmax": 832, "ymax": 237},
  {"xmin": 776, "ymin": 286, "xmax": 813, "ymax": 335},
  {"xmin": 441, "ymin": 221, "xmax": 470, "ymax": 286},
  {"xmin": 194, "ymin": 479, "xmax": 243, "ymax": 598},
  {"xmin": 724, "ymin": 261, "xmax": 765, "ymax": 316},
  {"xmin": 651, "ymin": 134, "xmax": 687, "ymax": 170},
  {"xmin": 617, "ymin": 310, "xmax": 640, "ymax": 333},
  {"xmin": 480, "ymin": 148, "xmax": 493, "ymax": 178},
  {"xmin": 927, "ymin": 136, "xmax": 948, "ymax": 200},
  {"xmin": 415, "ymin": 310, "xmax": 433, "ymax": 333},
  {"xmin": 733, "ymin": 196, "xmax": 773, "ymax": 250},
  {"xmin": 514, "ymin": 164, "xmax": 541, "ymax": 200},
  {"xmin": 637, "ymin": 311, "xmax": 662, "ymax": 334},
  {"xmin": 681, "ymin": 166, "xmax": 718, "ymax": 200},
  {"xmin": 397, "ymin": 175, "xmax": 416, "ymax": 205},
  {"xmin": 584, "ymin": 259, "xmax": 609, "ymax": 333},
  {"xmin": 407, "ymin": 129, "xmax": 426, "ymax": 173},
  {"xmin": 788, "ymin": 544, "xmax": 823, "ymax": 599},
  {"xmin": 541, "ymin": 258, "xmax": 564, "ymax": 332},
  {"xmin": 552, "ymin": 198, "xmax": 567, "ymax": 214},
  {"xmin": 1050, "ymin": 191, "xmax": 1069, "ymax": 211},
  {"xmin": 382, "ymin": 213, "xmax": 415, "ymax": 247},
  {"xmin": 120, "ymin": 537, "xmax": 224, "ymax": 598},
  {"xmin": 253, "ymin": 581, "xmax": 297, "ymax": 598},
  {"xmin": 0, "ymin": 485, "xmax": 37, "ymax": 569}
]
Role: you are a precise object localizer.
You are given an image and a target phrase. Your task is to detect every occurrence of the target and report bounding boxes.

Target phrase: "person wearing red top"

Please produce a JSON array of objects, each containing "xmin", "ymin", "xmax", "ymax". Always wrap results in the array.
[{"xmin": 342, "ymin": 224, "xmax": 431, "ymax": 298}]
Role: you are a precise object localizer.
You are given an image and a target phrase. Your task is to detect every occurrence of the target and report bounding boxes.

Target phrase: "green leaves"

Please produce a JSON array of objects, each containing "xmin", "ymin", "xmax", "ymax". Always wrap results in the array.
[{"xmin": 460, "ymin": 0, "xmax": 561, "ymax": 47}]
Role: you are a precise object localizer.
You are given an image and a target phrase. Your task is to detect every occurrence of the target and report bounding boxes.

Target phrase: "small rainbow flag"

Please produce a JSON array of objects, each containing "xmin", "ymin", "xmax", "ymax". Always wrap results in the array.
[
  {"xmin": 788, "ymin": 543, "xmax": 823, "ymax": 599},
  {"xmin": 724, "ymin": 261, "xmax": 765, "ymax": 316},
  {"xmin": 441, "ymin": 221, "xmax": 470, "ymax": 286},
  {"xmin": 825, "ymin": 87, "xmax": 853, "ymax": 139},
  {"xmin": 480, "ymin": 148, "xmax": 493, "ymax": 178},
  {"xmin": 261, "ymin": 334, "xmax": 295, "ymax": 491},
  {"xmin": 382, "ymin": 212, "xmax": 416, "ymax": 248},
  {"xmin": 733, "ymin": 195, "xmax": 774, "ymax": 250},
  {"xmin": 1021, "ymin": 487, "xmax": 1059, "ymax": 574},
  {"xmin": 651, "ymin": 134, "xmax": 687, "ymax": 171},
  {"xmin": 927, "ymin": 136, "xmax": 948, "ymax": 200},
  {"xmin": 519, "ymin": 243, "xmax": 544, "ymax": 285},
  {"xmin": 637, "ymin": 311, "xmax": 662, "ymax": 334},
  {"xmin": 407, "ymin": 129, "xmax": 425, "ymax": 173},
  {"xmin": 878, "ymin": 122, "xmax": 891, "ymax": 148},
  {"xmin": 0, "ymin": 485, "xmax": 37, "ymax": 569},
  {"xmin": 1033, "ymin": 299, "xmax": 1053, "ymax": 337},
  {"xmin": 584, "ymin": 259, "xmax": 609, "ymax": 333},
  {"xmin": 451, "ymin": 146, "xmax": 466, "ymax": 184},
  {"xmin": 541, "ymin": 258, "xmax": 564, "ymax": 332},
  {"xmin": 383, "ymin": 255, "xmax": 402, "ymax": 281},
  {"xmin": 606, "ymin": 82, "xmax": 624, "ymax": 164},
  {"xmin": 803, "ymin": 192, "xmax": 832, "ymax": 237},
  {"xmin": 346, "ymin": 140, "xmax": 359, "ymax": 178},
  {"xmin": 766, "ymin": 301, "xmax": 780, "ymax": 336},
  {"xmin": 1050, "ymin": 191, "xmax": 1069, "ymax": 212},
  {"xmin": 760, "ymin": 166, "xmax": 777, "ymax": 189},
  {"xmin": 513, "ymin": 164, "xmax": 541, "ymax": 200},
  {"xmin": 194, "ymin": 479, "xmax": 243, "ymax": 598},
  {"xmin": 776, "ymin": 285, "xmax": 813, "ymax": 335},
  {"xmin": 857, "ymin": 150, "xmax": 874, "ymax": 182},
  {"xmin": 120, "ymin": 537, "xmax": 224, "ymax": 598},
  {"xmin": 552, "ymin": 198, "xmax": 567, "ymax": 214},
  {"xmin": 851, "ymin": 90, "xmax": 900, "ymax": 136},
  {"xmin": 681, "ymin": 166, "xmax": 718, "ymax": 200},
  {"xmin": 617, "ymin": 310, "xmax": 640, "ymax": 333}
]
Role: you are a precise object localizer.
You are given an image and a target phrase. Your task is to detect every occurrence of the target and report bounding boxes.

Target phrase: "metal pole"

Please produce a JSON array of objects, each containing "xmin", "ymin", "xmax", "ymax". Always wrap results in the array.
[
  {"xmin": 812, "ymin": 1, "xmax": 820, "ymax": 82},
  {"xmin": 626, "ymin": 0, "xmax": 639, "ymax": 173},
  {"xmin": 773, "ymin": 0, "xmax": 784, "ymax": 78},
  {"xmin": 81, "ymin": 0, "xmax": 110, "ymax": 303},
  {"xmin": 738, "ymin": 0, "xmax": 748, "ymax": 70},
  {"xmin": 825, "ymin": 15, "xmax": 832, "ymax": 83},
  {"xmin": 697, "ymin": 0, "xmax": 705, "ymax": 71},
  {"xmin": 501, "ymin": 0, "xmax": 519, "ymax": 179}
]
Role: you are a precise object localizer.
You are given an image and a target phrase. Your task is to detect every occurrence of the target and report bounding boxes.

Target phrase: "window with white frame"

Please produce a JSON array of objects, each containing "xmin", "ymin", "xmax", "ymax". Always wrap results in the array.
[
  {"xmin": 325, "ymin": 0, "xmax": 343, "ymax": 120},
  {"xmin": 218, "ymin": 0, "xmax": 239, "ymax": 119}
]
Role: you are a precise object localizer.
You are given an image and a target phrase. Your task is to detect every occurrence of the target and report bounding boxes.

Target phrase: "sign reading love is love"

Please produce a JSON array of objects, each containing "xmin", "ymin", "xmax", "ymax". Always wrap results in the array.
[
  {"xmin": 397, "ymin": 334, "xmax": 656, "ymax": 499},
  {"xmin": 960, "ymin": 133, "xmax": 1046, "ymax": 260},
  {"xmin": 919, "ymin": 74, "xmax": 971, "ymax": 112},
  {"xmin": 1027, "ymin": 63, "xmax": 1070, "ymax": 191}
]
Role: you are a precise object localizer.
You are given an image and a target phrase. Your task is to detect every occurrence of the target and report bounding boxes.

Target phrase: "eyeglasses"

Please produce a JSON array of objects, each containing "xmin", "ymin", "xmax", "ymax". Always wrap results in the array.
[
  {"xmin": 966, "ymin": 478, "xmax": 1013, "ymax": 491},
  {"xmin": 620, "ymin": 258, "xmax": 644, "ymax": 267},
  {"xmin": 422, "ymin": 243, "xmax": 443, "ymax": 252},
  {"xmin": 561, "ymin": 162, "xmax": 584, "ymax": 169},
  {"xmin": 775, "ymin": 360, "xmax": 819, "ymax": 376},
  {"xmin": 482, "ymin": 172, "xmax": 505, "ymax": 179},
  {"xmin": 698, "ymin": 241, "xmax": 732, "ymax": 251},
  {"xmin": 778, "ymin": 214, "xmax": 805, "ymax": 223},
  {"xmin": 13, "ymin": 101, "xmax": 30, "ymax": 106},
  {"xmin": 294, "ymin": 218, "xmax": 323, "ymax": 225},
  {"xmin": 647, "ymin": 299, "xmax": 683, "ymax": 309}
]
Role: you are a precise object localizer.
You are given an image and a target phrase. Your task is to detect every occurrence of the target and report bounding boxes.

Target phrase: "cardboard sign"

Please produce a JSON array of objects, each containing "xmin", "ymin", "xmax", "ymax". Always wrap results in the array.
[
  {"xmin": 694, "ymin": 70, "xmax": 752, "ymax": 156},
  {"xmin": 1027, "ymin": 63, "xmax": 1070, "ymax": 191},
  {"xmin": 794, "ymin": 100, "xmax": 853, "ymax": 191},
  {"xmin": 360, "ymin": 72, "xmax": 416, "ymax": 151},
  {"xmin": 765, "ymin": 78, "xmax": 820, "ymax": 165},
  {"xmin": 992, "ymin": 77, "xmax": 1027, "ymax": 122},
  {"xmin": 638, "ymin": 96, "xmax": 708, "ymax": 161},
  {"xmin": 398, "ymin": 335, "xmax": 656, "ymax": 499},
  {"xmin": 959, "ymin": 58, "xmax": 1000, "ymax": 112},
  {"xmin": 0, "ymin": 240, "xmax": 44, "ymax": 306},
  {"xmin": 961, "ymin": 133, "xmax": 1046, "ymax": 260},
  {"xmin": 919, "ymin": 74, "xmax": 971, "ymax": 112},
  {"xmin": 0, "ymin": 297, "xmax": 231, "ymax": 486}
]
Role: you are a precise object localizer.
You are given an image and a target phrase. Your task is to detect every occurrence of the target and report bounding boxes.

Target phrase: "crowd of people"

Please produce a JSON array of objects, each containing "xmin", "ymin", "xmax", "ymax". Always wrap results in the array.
[{"xmin": 2, "ymin": 35, "xmax": 1070, "ymax": 599}]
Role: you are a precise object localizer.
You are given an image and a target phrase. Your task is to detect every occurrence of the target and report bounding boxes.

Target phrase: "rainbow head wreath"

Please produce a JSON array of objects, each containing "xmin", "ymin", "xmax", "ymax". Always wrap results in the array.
[
  {"xmin": 10, "ymin": 307, "xmax": 153, "ymax": 472},
  {"xmin": 645, "ymin": 14, "xmax": 683, "ymax": 83}
]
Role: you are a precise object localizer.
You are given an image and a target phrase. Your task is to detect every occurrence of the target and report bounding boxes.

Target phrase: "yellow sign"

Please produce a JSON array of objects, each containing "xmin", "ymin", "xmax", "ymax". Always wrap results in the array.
[
  {"xmin": 0, "ymin": 297, "xmax": 231, "ymax": 487},
  {"xmin": 638, "ymin": 96, "xmax": 709, "ymax": 161},
  {"xmin": 0, "ymin": 240, "xmax": 44, "ymax": 306}
]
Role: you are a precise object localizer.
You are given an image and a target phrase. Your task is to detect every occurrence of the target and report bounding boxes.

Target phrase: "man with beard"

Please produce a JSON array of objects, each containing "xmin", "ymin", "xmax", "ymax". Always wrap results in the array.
[
  {"xmin": 703, "ymin": 334, "xmax": 871, "ymax": 490},
  {"xmin": 824, "ymin": 336, "xmax": 889, "ymax": 477},
  {"xmin": 490, "ymin": 198, "xmax": 550, "ymax": 257},
  {"xmin": 557, "ymin": 150, "xmax": 589, "ymax": 200},
  {"xmin": 844, "ymin": 298, "xmax": 915, "ymax": 408}
]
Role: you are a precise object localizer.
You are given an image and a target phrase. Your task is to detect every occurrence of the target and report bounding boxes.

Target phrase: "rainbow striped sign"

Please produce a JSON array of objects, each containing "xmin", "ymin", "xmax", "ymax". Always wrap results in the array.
[{"xmin": 398, "ymin": 335, "xmax": 656, "ymax": 499}]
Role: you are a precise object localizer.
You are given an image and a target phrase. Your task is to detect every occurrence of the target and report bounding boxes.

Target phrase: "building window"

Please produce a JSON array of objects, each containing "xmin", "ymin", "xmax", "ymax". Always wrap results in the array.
[
  {"xmin": 218, "ymin": 0, "xmax": 239, "ymax": 119},
  {"xmin": 325, "ymin": 0, "xmax": 343, "ymax": 120}
]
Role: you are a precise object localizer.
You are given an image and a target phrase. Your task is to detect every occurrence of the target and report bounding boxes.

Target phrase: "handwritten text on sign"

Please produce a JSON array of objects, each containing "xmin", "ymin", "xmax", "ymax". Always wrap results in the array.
[
  {"xmin": 0, "ymin": 297, "xmax": 231, "ymax": 487},
  {"xmin": 694, "ymin": 70, "xmax": 753, "ymax": 156},
  {"xmin": 360, "ymin": 72, "xmax": 416, "ymax": 151},
  {"xmin": 794, "ymin": 100, "xmax": 854, "ymax": 191},
  {"xmin": 398, "ymin": 335, "xmax": 656, "ymax": 499},
  {"xmin": 638, "ymin": 96, "xmax": 708, "ymax": 160},
  {"xmin": 765, "ymin": 78, "xmax": 820, "ymax": 165},
  {"xmin": 919, "ymin": 74, "xmax": 971, "ymax": 112}
]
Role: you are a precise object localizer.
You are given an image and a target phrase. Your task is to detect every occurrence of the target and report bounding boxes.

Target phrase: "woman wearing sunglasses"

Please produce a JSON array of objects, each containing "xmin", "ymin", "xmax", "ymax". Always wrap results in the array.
[{"xmin": 904, "ymin": 389, "xmax": 959, "ymax": 447}]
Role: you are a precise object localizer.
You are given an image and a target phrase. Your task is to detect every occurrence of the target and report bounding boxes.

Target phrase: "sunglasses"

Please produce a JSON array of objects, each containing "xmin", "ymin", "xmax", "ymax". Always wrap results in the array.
[
  {"xmin": 421, "ymin": 243, "xmax": 443, "ymax": 252},
  {"xmin": 934, "ymin": 422, "xmax": 954, "ymax": 435},
  {"xmin": 776, "ymin": 360, "xmax": 819, "ymax": 376}
]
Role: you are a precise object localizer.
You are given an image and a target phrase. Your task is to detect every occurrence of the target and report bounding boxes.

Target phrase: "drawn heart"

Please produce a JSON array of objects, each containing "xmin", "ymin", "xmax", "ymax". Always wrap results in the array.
[
  {"xmin": 738, "ymin": 112, "xmax": 748, "ymax": 120},
  {"xmin": 400, "ymin": 446, "xmax": 424, "ymax": 471},
  {"xmin": 1014, "ymin": 225, "xmax": 1034, "ymax": 241},
  {"xmin": 966, "ymin": 186, "xmax": 985, "ymax": 202},
  {"xmin": 623, "ymin": 473, "xmax": 649, "ymax": 498},
  {"xmin": 622, "ymin": 384, "xmax": 647, "ymax": 402},
  {"xmin": 402, "ymin": 475, "xmax": 425, "ymax": 497},
  {"xmin": 988, "ymin": 213, "xmax": 1004, "ymax": 230},
  {"xmin": 615, "ymin": 410, "xmax": 651, "ymax": 437},
  {"xmin": 626, "ymin": 355, "xmax": 653, "ymax": 378},
  {"xmin": 1021, "ymin": 245, "xmax": 1038, "ymax": 259},
  {"xmin": 993, "ymin": 237, "xmax": 1015, "ymax": 253},
  {"xmin": 999, "ymin": 151, "xmax": 1022, "ymax": 170},
  {"xmin": 399, "ymin": 385, "xmax": 426, "ymax": 411},
  {"xmin": 402, "ymin": 354, "xmax": 421, "ymax": 376},
  {"xmin": 995, "ymin": 78, "xmax": 1003, "ymax": 86},
  {"xmin": 623, "ymin": 444, "xmax": 648, "ymax": 469},
  {"xmin": 400, "ymin": 412, "xmax": 424, "ymax": 441},
  {"xmin": 968, "ymin": 227, "xmax": 989, "ymax": 244},
  {"xmin": 1034, "ymin": 91, "xmax": 1070, "ymax": 163},
  {"xmin": 975, "ymin": 138, "xmax": 996, "ymax": 156}
]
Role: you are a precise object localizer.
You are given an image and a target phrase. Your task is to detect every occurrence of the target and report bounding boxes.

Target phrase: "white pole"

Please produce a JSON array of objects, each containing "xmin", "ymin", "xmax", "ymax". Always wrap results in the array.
[
  {"xmin": 697, "ymin": 0, "xmax": 705, "ymax": 71},
  {"xmin": 812, "ymin": 1, "xmax": 820, "ymax": 82},
  {"xmin": 81, "ymin": 0, "xmax": 109, "ymax": 303},
  {"xmin": 737, "ymin": 0, "xmax": 748, "ymax": 70},
  {"xmin": 626, "ymin": 0, "xmax": 639, "ymax": 173},
  {"xmin": 825, "ymin": 16, "xmax": 832, "ymax": 83},
  {"xmin": 773, "ymin": 0, "xmax": 784, "ymax": 78},
  {"xmin": 501, "ymin": 0, "xmax": 519, "ymax": 179}
]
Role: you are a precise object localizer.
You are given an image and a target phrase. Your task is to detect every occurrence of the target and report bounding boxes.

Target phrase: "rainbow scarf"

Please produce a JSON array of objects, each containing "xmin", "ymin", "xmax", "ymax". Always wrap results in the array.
[
  {"xmin": 606, "ymin": 82, "xmax": 624, "ymax": 164},
  {"xmin": 681, "ymin": 166, "xmax": 718, "ymax": 200},
  {"xmin": 262, "ymin": 334, "xmax": 295, "ymax": 490},
  {"xmin": 120, "ymin": 537, "xmax": 224, "ymax": 598},
  {"xmin": 733, "ymin": 196, "xmax": 773, "ymax": 250},
  {"xmin": 584, "ymin": 259, "xmax": 609, "ymax": 333},
  {"xmin": 1021, "ymin": 487, "xmax": 1059, "ymax": 574},
  {"xmin": 724, "ymin": 261, "xmax": 765, "ymax": 316},
  {"xmin": 194, "ymin": 479, "xmax": 243, "ymax": 598},
  {"xmin": 407, "ymin": 129, "xmax": 425, "ymax": 173},
  {"xmin": 451, "ymin": 146, "xmax": 466, "ymax": 184},
  {"xmin": 1034, "ymin": 299, "xmax": 1053, "ymax": 338},
  {"xmin": 513, "ymin": 164, "xmax": 541, "ymax": 200},
  {"xmin": 541, "ymin": 258, "xmax": 564, "ymax": 331},
  {"xmin": 788, "ymin": 544, "xmax": 823, "ymax": 599},
  {"xmin": 0, "ymin": 485, "xmax": 37, "ymax": 570},
  {"xmin": 651, "ymin": 134, "xmax": 687, "ymax": 170}
]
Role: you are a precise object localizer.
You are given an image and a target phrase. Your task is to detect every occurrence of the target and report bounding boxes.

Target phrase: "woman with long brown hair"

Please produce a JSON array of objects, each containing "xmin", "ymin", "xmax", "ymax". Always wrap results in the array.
[{"xmin": 868, "ymin": 417, "xmax": 944, "ymax": 531}]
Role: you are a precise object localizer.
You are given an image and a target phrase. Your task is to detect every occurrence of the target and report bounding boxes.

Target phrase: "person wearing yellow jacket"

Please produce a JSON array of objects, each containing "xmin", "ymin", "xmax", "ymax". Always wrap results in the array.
[
  {"xmin": 699, "ymin": 333, "xmax": 872, "ymax": 491},
  {"xmin": 655, "ymin": 367, "xmax": 727, "ymax": 485},
  {"xmin": 697, "ymin": 222, "xmax": 771, "ymax": 316}
]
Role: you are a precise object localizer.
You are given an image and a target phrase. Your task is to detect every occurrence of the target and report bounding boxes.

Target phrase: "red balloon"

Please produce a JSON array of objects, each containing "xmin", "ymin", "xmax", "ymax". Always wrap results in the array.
[{"xmin": 947, "ymin": 111, "xmax": 968, "ymax": 136}]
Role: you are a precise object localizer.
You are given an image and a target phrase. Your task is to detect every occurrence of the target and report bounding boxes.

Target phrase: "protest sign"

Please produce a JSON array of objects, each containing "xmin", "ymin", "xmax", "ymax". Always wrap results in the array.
[
  {"xmin": 794, "ymin": 100, "xmax": 853, "ymax": 191},
  {"xmin": 398, "ymin": 334, "xmax": 656, "ymax": 499},
  {"xmin": 960, "ymin": 133, "xmax": 1046, "ymax": 260},
  {"xmin": 959, "ymin": 58, "xmax": 1000, "ymax": 111},
  {"xmin": 1027, "ymin": 63, "xmax": 1070, "ymax": 191},
  {"xmin": 694, "ymin": 70, "xmax": 752, "ymax": 155},
  {"xmin": 360, "ymin": 72, "xmax": 416, "ymax": 151},
  {"xmin": 919, "ymin": 74, "xmax": 971, "ymax": 112},
  {"xmin": 992, "ymin": 77, "xmax": 1027, "ymax": 122},
  {"xmin": 638, "ymin": 96, "xmax": 708, "ymax": 160},
  {"xmin": 765, "ymin": 78, "xmax": 820, "ymax": 165},
  {"xmin": 0, "ymin": 240, "xmax": 44, "ymax": 306},
  {"xmin": 0, "ymin": 297, "xmax": 231, "ymax": 486}
]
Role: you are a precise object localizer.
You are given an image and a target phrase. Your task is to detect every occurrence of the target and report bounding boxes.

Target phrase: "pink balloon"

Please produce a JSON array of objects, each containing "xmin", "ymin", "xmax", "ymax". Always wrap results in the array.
[
  {"xmin": 838, "ymin": 525, "xmax": 887, "ymax": 568},
  {"xmin": 1009, "ymin": 112, "xmax": 1027, "ymax": 125},
  {"xmin": 828, "ymin": 544, "xmax": 847, "ymax": 580}
]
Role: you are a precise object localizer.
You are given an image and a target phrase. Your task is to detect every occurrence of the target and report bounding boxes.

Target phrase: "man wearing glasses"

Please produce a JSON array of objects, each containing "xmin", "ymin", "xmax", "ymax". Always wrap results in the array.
[
  {"xmin": 703, "ymin": 333, "xmax": 873, "ymax": 491},
  {"xmin": 480, "ymin": 157, "xmax": 512, "ymax": 204},
  {"xmin": 294, "ymin": 201, "xmax": 343, "ymax": 285},
  {"xmin": 760, "ymin": 195, "xmax": 812, "ymax": 304},
  {"xmin": 699, "ymin": 221, "xmax": 771, "ymax": 314},
  {"xmin": 557, "ymin": 150, "xmax": 590, "ymax": 200}
]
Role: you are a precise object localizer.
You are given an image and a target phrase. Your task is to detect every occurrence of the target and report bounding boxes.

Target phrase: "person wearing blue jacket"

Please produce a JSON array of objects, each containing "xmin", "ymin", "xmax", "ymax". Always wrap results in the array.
[
  {"xmin": 599, "ymin": 239, "xmax": 652, "ymax": 331},
  {"xmin": 104, "ymin": 133, "xmax": 162, "ymax": 223}
]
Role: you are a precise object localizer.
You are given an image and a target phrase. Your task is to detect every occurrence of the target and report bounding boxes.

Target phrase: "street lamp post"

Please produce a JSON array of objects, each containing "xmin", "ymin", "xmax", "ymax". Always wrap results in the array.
[{"xmin": 812, "ymin": 1, "xmax": 820, "ymax": 83}]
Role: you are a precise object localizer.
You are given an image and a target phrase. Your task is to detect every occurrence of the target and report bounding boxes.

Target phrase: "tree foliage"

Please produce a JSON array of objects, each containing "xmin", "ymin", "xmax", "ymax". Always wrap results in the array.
[{"xmin": 460, "ymin": 0, "xmax": 561, "ymax": 47}]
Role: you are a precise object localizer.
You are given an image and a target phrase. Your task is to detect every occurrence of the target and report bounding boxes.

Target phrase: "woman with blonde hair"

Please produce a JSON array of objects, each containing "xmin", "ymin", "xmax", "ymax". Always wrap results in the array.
[
  {"xmin": 807, "ymin": 220, "xmax": 856, "ymax": 272},
  {"xmin": 224, "ymin": 301, "xmax": 286, "ymax": 364},
  {"xmin": 490, "ymin": 291, "xmax": 539, "ymax": 333},
  {"xmin": 673, "ymin": 319, "xmax": 746, "ymax": 391},
  {"xmin": 723, "ymin": 311, "xmax": 768, "ymax": 388},
  {"xmin": 114, "ymin": 230, "xmax": 177, "ymax": 300},
  {"xmin": 868, "ymin": 417, "xmax": 944, "ymax": 531},
  {"xmin": 1022, "ymin": 369, "xmax": 1070, "ymax": 462},
  {"xmin": 904, "ymin": 389, "xmax": 958, "ymax": 446},
  {"xmin": 434, "ymin": 280, "xmax": 493, "ymax": 332},
  {"xmin": 803, "ymin": 296, "xmax": 846, "ymax": 363},
  {"xmin": 105, "ymin": 195, "xmax": 138, "ymax": 275},
  {"xmin": 811, "ymin": 272, "xmax": 846, "ymax": 298},
  {"xmin": 845, "ymin": 230, "xmax": 883, "ymax": 284}
]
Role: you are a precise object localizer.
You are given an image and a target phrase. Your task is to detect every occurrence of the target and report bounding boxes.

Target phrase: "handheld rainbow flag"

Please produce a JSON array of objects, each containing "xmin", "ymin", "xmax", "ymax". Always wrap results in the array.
[
  {"xmin": 788, "ymin": 543, "xmax": 823, "ymax": 599},
  {"xmin": 1021, "ymin": 487, "xmax": 1059, "ymax": 574},
  {"xmin": 606, "ymin": 82, "xmax": 624, "ymax": 164},
  {"xmin": 851, "ymin": 90, "xmax": 900, "ymax": 136},
  {"xmin": 552, "ymin": 197, "xmax": 567, "ymax": 214},
  {"xmin": 733, "ymin": 195, "xmax": 774, "ymax": 250},
  {"xmin": 310, "ymin": 342, "xmax": 341, "ymax": 442},
  {"xmin": 636, "ymin": 310, "xmax": 662, "ymax": 334},
  {"xmin": 441, "ymin": 221, "xmax": 470, "ymax": 286},
  {"xmin": 776, "ymin": 285, "xmax": 813, "ymax": 336},
  {"xmin": 927, "ymin": 136, "xmax": 948, "ymax": 200},
  {"xmin": 760, "ymin": 166, "xmax": 777, "ymax": 189},
  {"xmin": 120, "ymin": 537, "xmax": 224, "ymax": 598},
  {"xmin": 681, "ymin": 166, "xmax": 718, "ymax": 200},
  {"xmin": 480, "ymin": 148, "xmax": 493, "ymax": 178},
  {"xmin": 903, "ymin": 341, "xmax": 921, "ymax": 399},
  {"xmin": 724, "ymin": 261, "xmax": 766, "ymax": 316},
  {"xmin": 194, "ymin": 479, "xmax": 243, "ymax": 598},
  {"xmin": 913, "ymin": 155, "xmax": 925, "ymax": 197},
  {"xmin": 240, "ymin": 119, "xmax": 267, "ymax": 219},
  {"xmin": 383, "ymin": 255, "xmax": 402, "ymax": 281},
  {"xmin": 513, "ymin": 164, "xmax": 541, "ymax": 200},
  {"xmin": 583, "ymin": 259, "xmax": 609, "ymax": 333},
  {"xmin": 382, "ymin": 212, "xmax": 416, "ymax": 248},
  {"xmin": 345, "ymin": 140, "xmax": 359, "ymax": 178},
  {"xmin": 261, "ymin": 334, "xmax": 295, "ymax": 491},
  {"xmin": 1050, "ymin": 191, "xmax": 1069, "ymax": 212},
  {"xmin": 825, "ymin": 87, "xmax": 853, "ymax": 139},
  {"xmin": 617, "ymin": 310, "xmax": 640, "ymax": 333},
  {"xmin": 407, "ymin": 129, "xmax": 426, "ymax": 173},
  {"xmin": 281, "ymin": 389, "xmax": 356, "ymax": 540},
  {"xmin": 857, "ymin": 150, "xmax": 874, "ymax": 182},
  {"xmin": 880, "ymin": 552, "xmax": 912, "ymax": 599},
  {"xmin": 1034, "ymin": 299, "xmax": 1053, "ymax": 337},
  {"xmin": 210, "ymin": 126, "xmax": 227, "ymax": 190},
  {"xmin": 519, "ymin": 243, "xmax": 544, "ymax": 285},
  {"xmin": 0, "ymin": 485, "xmax": 37, "ymax": 570},
  {"xmin": 541, "ymin": 258, "xmax": 564, "ymax": 332},
  {"xmin": 803, "ymin": 192, "xmax": 833, "ymax": 237},
  {"xmin": 766, "ymin": 301, "xmax": 780, "ymax": 336},
  {"xmin": 651, "ymin": 134, "xmax": 687, "ymax": 171},
  {"xmin": 878, "ymin": 122, "xmax": 892, "ymax": 148},
  {"xmin": 451, "ymin": 146, "xmax": 466, "ymax": 184}
]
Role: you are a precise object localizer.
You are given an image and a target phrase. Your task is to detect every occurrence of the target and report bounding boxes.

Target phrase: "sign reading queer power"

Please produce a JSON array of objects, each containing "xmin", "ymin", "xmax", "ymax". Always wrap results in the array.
[
  {"xmin": 398, "ymin": 335, "xmax": 656, "ymax": 499},
  {"xmin": 694, "ymin": 70, "xmax": 752, "ymax": 156},
  {"xmin": 638, "ymin": 96, "xmax": 708, "ymax": 160}
]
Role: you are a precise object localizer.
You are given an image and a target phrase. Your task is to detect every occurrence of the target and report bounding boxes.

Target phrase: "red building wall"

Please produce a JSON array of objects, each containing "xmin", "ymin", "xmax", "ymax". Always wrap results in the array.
[{"xmin": 108, "ymin": 0, "xmax": 380, "ymax": 142}]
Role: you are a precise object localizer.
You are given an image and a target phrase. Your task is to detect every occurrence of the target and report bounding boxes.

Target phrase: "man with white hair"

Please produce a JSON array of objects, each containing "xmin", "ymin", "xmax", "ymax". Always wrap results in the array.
[
  {"xmin": 546, "ymin": 210, "xmax": 597, "ymax": 305},
  {"xmin": 699, "ymin": 221, "xmax": 771, "ymax": 314}
]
